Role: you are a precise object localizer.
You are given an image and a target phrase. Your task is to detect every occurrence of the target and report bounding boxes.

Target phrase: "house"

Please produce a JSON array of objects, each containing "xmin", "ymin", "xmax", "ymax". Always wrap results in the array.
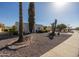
[
  {"xmin": 15, "ymin": 22, "xmax": 43, "ymax": 33},
  {"xmin": 4, "ymin": 26, "xmax": 12, "ymax": 32},
  {"xmin": 0, "ymin": 23, "xmax": 5, "ymax": 32},
  {"xmin": 46, "ymin": 26, "xmax": 52, "ymax": 31},
  {"xmin": 35, "ymin": 24, "xmax": 43, "ymax": 31}
]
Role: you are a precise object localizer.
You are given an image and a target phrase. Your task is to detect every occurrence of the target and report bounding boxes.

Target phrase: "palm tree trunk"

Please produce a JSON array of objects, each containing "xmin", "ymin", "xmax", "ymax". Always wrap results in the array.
[
  {"xmin": 17, "ymin": 2, "xmax": 23, "ymax": 42},
  {"xmin": 28, "ymin": 2, "xmax": 35, "ymax": 33}
]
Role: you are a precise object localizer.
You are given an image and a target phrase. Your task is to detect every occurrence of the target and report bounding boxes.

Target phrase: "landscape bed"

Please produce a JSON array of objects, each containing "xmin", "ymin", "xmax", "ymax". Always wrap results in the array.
[{"xmin": 0, "ymin": 33, "xmax": 72, "ymax": 57}]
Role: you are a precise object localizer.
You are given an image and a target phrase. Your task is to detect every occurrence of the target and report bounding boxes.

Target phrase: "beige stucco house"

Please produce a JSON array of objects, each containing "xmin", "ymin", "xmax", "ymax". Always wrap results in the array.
[{"xmin": 0, "ymin": 23, "xmax": 5, "ymax": 32}]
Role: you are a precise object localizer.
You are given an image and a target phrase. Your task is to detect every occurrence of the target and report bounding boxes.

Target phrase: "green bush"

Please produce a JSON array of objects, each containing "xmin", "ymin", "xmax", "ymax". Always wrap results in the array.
[
  {"xmin": 13, "ymin": 31, "xmax": 18, "ymax": 35},
  {"xmin": 4, "ymin": 29, "xmax": 8, "ymax": 32},
  {"xmin": 37, "ymin": 29, "xmax": 48, "ymax": 33},
  {"xmin": 9, "ymin": 29, "xmax": 18, "ymax": 35}
]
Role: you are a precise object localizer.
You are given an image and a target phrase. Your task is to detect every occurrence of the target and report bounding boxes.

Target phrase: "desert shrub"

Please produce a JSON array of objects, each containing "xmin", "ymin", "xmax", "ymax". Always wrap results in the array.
[
  {"xmin": 9, "ymin": 29, "xmax": 18, "ymax": 35},
  {"xmin": 4, "ymin": 29, "xmax": 8, "ymax": 32},
  {"xmin": 12, "ymin": 31, "xmax": 18, "ymax": 35},
  {"xmin": 36, "ymin": 29, "xmax": 48, "ymax": 33}
]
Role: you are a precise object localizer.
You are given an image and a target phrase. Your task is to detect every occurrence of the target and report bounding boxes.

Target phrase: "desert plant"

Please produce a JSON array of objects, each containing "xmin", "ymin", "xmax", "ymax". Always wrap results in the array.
[{"xmin": 57, "ymin": 24, "xmax": 67, "ymax": 32}]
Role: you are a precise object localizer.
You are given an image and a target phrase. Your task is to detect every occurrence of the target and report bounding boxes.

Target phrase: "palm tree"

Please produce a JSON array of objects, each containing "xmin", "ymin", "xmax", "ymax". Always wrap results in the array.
[
  {"xmin": 17, "ymin": 2, "xmax": 23, "ymax": 42},
  {"xmin": 28, "ymin": 2, "xmax": 35, "ymax": 33}
]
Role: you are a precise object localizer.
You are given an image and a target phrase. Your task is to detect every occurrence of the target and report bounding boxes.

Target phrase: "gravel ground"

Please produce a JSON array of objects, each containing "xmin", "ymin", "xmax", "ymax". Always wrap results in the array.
[{"xmin": 0, "ymin": 33, "xmax": 72, "ymax": 57}]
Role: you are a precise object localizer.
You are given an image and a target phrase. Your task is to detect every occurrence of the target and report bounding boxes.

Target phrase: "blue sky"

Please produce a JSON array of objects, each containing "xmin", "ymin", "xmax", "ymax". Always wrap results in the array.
[{"xmin": 0, "ymin": 2, "xmax": 79, "ymax": 28}]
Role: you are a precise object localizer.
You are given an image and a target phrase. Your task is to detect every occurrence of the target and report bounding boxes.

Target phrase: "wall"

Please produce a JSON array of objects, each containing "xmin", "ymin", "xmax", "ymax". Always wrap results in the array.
[{"xmin": 15, "ymin": 22, "xmax": 43, "ymax": 33}]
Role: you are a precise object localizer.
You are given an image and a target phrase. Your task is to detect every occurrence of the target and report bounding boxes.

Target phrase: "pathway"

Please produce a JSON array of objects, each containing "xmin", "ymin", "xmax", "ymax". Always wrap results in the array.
[{"xmin": 41, "ymin": 30, "xmax": 79, "ymax": 57}]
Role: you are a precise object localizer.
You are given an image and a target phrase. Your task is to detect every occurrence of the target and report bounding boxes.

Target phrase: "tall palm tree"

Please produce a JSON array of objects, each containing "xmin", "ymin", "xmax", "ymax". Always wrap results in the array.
[
  {"xmin": 28, "ymin": 2, "xmax": 35, "ymax": 33},
  {"xmin": 17, "ymin": 2, "xmax": 23, "ymax": 42}
]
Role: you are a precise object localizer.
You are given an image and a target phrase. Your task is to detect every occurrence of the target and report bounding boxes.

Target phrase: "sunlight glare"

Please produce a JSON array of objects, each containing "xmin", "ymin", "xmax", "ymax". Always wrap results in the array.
[{"xmin": 54, "ymin": 2, "xmax": 67, "ymax": 8}]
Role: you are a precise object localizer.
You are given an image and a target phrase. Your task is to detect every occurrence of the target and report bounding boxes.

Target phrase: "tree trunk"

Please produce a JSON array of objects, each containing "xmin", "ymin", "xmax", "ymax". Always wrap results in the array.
[
  {"xmin": 17, "ymin": 2, "xmax": 23, "ymax": 42},
  {"xmin": 28, "ymin": 2, "xmax": 35, "ymax": 33}
]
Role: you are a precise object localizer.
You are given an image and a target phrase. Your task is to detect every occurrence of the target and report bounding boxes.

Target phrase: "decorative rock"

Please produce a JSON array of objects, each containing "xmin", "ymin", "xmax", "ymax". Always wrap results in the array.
[
  {"xmin": 8, "ymin": 44, "xmax": 27, "ymax": 50},
  {"xmin": 7, "ymin": 36, "xmax": 33, "ymax": 50}
]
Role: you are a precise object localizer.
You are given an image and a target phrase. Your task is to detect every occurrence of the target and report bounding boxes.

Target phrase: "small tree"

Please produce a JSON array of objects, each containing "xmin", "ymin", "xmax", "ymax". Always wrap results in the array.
[
  {"xmin": 12, "ymin": 25, "xmax": 17, "ymax": 31},
  {"xmin": 43, "ymin": 26, "xmax": 47, "ymax": 30},
  {"xmin": 75, "ymin": 27, "xmax": 79, "ymax": 30},
  {"xmin": 57, "ymin": 24, "xmax": 67, "ymax": 32}
]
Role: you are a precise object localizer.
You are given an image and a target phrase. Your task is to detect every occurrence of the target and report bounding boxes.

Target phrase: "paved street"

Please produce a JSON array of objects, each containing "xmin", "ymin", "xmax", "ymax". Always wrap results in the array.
[{"xmin": 41, "ymin": 30, "xmax": 79, "ymax": 57}]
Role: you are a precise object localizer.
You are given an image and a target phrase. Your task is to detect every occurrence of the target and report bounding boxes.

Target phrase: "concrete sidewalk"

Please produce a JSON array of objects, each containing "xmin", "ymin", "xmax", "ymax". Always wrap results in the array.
[{"xmin": 41, "ymin": 31, "xmax": 79, "ymax": 57}]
